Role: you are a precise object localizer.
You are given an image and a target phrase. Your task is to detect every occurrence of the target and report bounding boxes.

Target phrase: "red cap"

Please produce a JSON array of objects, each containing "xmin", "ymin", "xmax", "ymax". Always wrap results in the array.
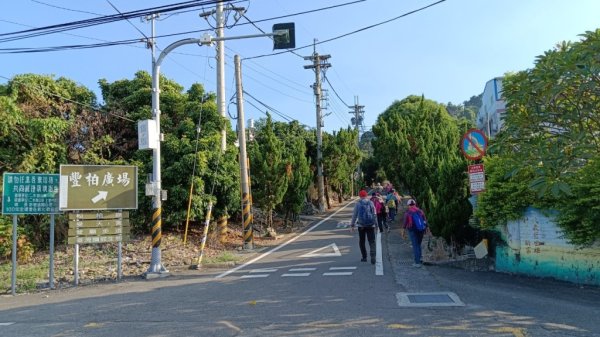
[{"xmin": 359, "ymin": 190, "xmax": 368, "ymax": 198}]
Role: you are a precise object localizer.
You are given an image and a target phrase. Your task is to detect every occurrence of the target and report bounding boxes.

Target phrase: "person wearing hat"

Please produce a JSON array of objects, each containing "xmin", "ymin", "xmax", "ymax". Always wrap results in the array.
[
  {"xmin": 403, "ymin": 198, "xmax": 428, "ymax": 267},
  {"xmin": 350, "ymin": 190, "xmax": 377, "ymax": 264}
]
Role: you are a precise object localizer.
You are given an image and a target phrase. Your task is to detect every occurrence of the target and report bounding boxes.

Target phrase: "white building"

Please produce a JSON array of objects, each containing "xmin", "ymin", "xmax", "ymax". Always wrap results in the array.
[{"xmin": 477, "ymin": 77, "xmax": 506, "ymax": 138}]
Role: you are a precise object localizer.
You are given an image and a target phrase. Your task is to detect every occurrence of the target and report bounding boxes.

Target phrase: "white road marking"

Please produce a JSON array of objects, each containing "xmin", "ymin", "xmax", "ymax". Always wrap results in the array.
[
  {"xmin": 0, "ymin": 323, "xmax": 16, "ymax": 326},
  {"xmin": 299, "ymin": 243, "xmax": 341, "ymax": 257},
  {"xmin": 241, "ymin": 274, "xmax": 270, "ymax": 278},
  {"xmin": 329, "ymin": 266, "xmax": 356, "ymax": 270},
  {"xmin": 249, "ymin": 269, "xmax": 277, "ymax": 273},
  {"xmin": 289, "ymin": 268, "xmax": 316, "ymax": 271},
  {"xmin": 376, "ymin": 232, "xmax": 383, "ymax": 276},
  {"xmin": 282, "ymin": 273, "xmax": 310, "ymax": 277},
  {"xmin": 215, "ymin": 201, "xmax": 354, "ymax": 279},
  {"xmin": 323, "ymin": 272, "xmax": 353, "ymax": 276}
]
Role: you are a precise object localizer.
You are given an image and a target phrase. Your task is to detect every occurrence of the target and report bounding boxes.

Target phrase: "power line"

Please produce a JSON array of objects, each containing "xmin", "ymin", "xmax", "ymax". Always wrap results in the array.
[
  {"xmin": 105, "ymin": 0, "xmax": 149, "ymax": 40},
  {"xmin": 244, "ymin": 0, "xmax": 447, "ymax": 60},
  {"xmin": 323, "ymin": 74, "xmax": 350, "ymax": 107}
]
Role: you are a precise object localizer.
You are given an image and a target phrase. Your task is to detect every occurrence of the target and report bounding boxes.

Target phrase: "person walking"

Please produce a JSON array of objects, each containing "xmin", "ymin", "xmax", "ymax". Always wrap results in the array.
[
  {"xmin": 403, "ymin": 199, "xmax": 428, "ymax": 267},
  {"xmin": 385, "ymin": 190, "xmax": 399, "ymax": 222},
  {"xmin": 351, "ymin": 190, "xmax": 377, "ymax": 264},
  {"xmin": 370, "ymin": 192, "xmax": 387, "ymax": 233}
]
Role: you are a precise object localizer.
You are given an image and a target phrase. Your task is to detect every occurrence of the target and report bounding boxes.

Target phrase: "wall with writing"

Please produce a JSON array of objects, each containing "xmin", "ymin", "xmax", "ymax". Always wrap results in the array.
[{"xmin": 496, "ymin": 207, "xmax": 600, "ymax": 286}]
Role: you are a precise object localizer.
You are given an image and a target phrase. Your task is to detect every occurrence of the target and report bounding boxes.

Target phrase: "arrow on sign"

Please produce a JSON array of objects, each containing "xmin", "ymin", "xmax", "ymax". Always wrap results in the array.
[{"xmin": 91, "ymin": 191, "xmax": 108, "ymax": 204}]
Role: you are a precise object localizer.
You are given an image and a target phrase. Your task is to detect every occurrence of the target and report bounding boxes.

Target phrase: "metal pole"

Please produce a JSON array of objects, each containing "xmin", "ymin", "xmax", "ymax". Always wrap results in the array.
[
  {"xmin": 194, "ymin": 202, "xmax": 213, "ymax": 267},
  {"xmin": 235, "ymin": 55, "xmax": 253, "ymax": 250},
  {"xmin": 49, "ymin": 214, "xmax": 55, "ymax": 289},
  {"xmin": 74, "ymin": 243, "xmax": 79, "ymax": 286},
  {"xmin": 11, "ymin": 215, "xmax": 17, "ymax": 295},
  {"xmin": 117, "ymin": 241, "xmax": 122, "ymax": 280},
  {"xmin": 216, "ymin": 1, "xmax": 227, "ymax": 152}
]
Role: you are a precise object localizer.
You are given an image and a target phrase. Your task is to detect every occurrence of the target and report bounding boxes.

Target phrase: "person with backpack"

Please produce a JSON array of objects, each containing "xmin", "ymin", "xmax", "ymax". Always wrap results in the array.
[
  {"xmin": 370, "ymin": 192, "xmax": 388, "ymax": 233},
  {"xmin": 385, "ymin": 190, "xmax": 399, "ymax": 222},
  {"xmin": 351, "ymin": 190, "xmax": 377, "ymax": 264},
  {"xmin": 403, "ymin": 198, "xmax": 428, "ymax": 267}
]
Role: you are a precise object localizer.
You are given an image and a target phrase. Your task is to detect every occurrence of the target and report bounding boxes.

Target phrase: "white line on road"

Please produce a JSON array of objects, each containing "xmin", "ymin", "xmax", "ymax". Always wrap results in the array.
[
  {"xmin": 323, "ymin": 272, "xmax": 353, "ymax": 276},
  {"xmin": 215, "ymin": 201, "xmax": 355, "ymax": 279},
  {"xmin": 329, "ymin": 266, "xmax": 356, "ymax": 270},
  {"xmin": 249, "ymin": 269, "xmax": 277, "ymax": 273},
  {"xmin": 0, "ymin": 323, "xmax": 16, "ymax": 326},
  {"xmin": 281, "ymin": 273, "xmax": 310, "ymax": 277},
  {"xmin": 376, "ymin": 232, "xmax": 383, "ymax": 276},
  {"xmin": 289, "ymin": 268, "xmax": 317, "ymax": 271},
  {"xmin": 241, "ymin": 274, "xmax": 270, "ymax": 278}
]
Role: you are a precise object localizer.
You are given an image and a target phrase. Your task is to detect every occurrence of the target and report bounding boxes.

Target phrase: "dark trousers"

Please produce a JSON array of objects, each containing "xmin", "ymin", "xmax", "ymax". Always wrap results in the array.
[
  {"xmin": 377, "ymin": 213, "xmax": 387, "ymax": 232},
  {"xmin": 358, "ymin": 226, "xmax": 376, "ymax": 259},
  {"xmin": 408, "ymin": 229, "xmax": 425, "ymax": 264}
]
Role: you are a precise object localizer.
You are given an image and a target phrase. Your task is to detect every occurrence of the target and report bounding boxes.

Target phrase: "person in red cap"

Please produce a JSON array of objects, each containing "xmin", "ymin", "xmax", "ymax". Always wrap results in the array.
[{"xmin": 350, "ymin": 189, "xmax": 377, "ymax": 264}]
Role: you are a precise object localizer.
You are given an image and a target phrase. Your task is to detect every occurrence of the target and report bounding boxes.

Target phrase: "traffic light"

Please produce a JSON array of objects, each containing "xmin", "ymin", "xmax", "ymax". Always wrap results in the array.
[{"xmin": 272, "ymin": 23, "xmax": 295, "ymax": 50}]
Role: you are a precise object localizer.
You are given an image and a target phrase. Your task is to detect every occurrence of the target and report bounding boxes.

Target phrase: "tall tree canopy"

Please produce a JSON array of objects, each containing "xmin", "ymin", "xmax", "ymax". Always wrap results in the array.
[{"xmin": 372, "ymin": 95, "xmax": 472, "ymax": 242}]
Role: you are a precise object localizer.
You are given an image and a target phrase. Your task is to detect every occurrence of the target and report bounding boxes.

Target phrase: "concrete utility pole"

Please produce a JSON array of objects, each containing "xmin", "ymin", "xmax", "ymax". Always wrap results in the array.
[
  {"xmin": 234, "ymin": 55, "xmax": 253, "ymax": 250},
  {"xmin": 349, "ymin": 96, "xmax": 365, "ymax": 195},
  {"xmin": 216, "ymin": 2, "xmax": 226, "ymax": 152},
  {"xmin": 304, "ymin": 41, "xmax": 331, "ymax": 212}
]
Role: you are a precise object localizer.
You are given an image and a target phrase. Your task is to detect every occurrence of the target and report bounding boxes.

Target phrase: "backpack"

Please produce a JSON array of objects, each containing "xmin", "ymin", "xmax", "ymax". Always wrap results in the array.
[
  {"xmin": 410, "ymin": 210, "xmax": 426, "ymax": 231},
  {"xmin": 386, "ymin": 198, "xmax": 396, "ymax": 209},
  {"xmin": 357, "ymin": 201, "xmax": 375, "ymax": 225}
]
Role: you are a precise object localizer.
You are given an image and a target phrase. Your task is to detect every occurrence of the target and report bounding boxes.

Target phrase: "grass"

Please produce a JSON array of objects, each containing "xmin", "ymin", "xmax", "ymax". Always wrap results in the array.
[
  {"xmin": 203, "ymin": 251, "xmax": 243, "ymax": 264},
  {"xmin": 0, "ymin": 259, "xmax": 49, "ymax": 294}
]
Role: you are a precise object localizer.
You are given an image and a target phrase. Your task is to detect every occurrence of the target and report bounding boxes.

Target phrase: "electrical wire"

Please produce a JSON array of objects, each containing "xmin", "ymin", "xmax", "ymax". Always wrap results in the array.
[
  {"xmin": 244, "ymin": 0, "xmax": 447, "ymax": 60},
  {"xmin": 105, "ymin": 0, "xmax": 149, "ymax": 40},
  {"xmin": 323, "ymin": 74, "xmax": 350, "ymax": 107}
]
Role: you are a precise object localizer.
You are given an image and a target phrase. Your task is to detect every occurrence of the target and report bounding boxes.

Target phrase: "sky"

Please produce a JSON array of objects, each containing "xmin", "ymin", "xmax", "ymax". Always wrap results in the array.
[{"xmin": 2, "ymin": 0, "xmax": 600, "ymax": 133}]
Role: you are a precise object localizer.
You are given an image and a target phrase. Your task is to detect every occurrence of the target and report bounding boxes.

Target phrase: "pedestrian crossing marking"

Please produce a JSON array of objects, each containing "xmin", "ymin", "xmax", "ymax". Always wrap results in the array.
[
  {"xmin": 249, "ymin": 268, "xmax": 277, "ymax": 273},
  {"xmin": 329, "ymin": 266, "xmax": 356, "ymax": 270},
  {"xmin": 282, "ymin": 273, "xmax": 311, "ymax": 277},
  {"xmin": 241, "ymin": 274, "xmax": 270, "ymax": 278},
  {"xmin": 323, "ymin": 272, "xmax": 353, "ymax": 276},
  {"xmin": 289, "ymin": 268, "xmax": 317, "ymax": 271}
]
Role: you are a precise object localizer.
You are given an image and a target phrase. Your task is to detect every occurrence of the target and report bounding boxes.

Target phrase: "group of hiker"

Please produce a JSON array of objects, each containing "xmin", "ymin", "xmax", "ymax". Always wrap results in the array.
[{"xmin": 350, "ymin": 183, "xmax": 429, "ymax": 267}]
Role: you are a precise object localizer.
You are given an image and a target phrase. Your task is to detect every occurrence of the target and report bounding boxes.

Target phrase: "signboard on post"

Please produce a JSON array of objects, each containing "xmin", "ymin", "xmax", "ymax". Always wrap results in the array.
[
  {"xmin": 59, "ymin": 165, "xmax": 138, "ymax": 211},
  {"xmin": 468, "ymin": 164, "xmax": 485, "ymax": 194},
  {"xmin": 461, "ymin": 129, "xmax": 488, "ymax": 161},
  {"xmin": 2, "ymin": 173, "xmax": 60, "ymax": 215}
]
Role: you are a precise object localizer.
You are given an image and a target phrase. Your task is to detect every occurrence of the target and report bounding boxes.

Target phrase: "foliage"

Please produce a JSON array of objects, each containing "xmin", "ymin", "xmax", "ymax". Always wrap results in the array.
[
  {"xmin": 483, "ymin": 30, "xmax": 600, "ymax": 245},
  {"xmin": 474, "ymin": 156, "xmax": 538, "ymax": 229},
  {"xmin": 372, "ymin": 95, "xmax": 472, "ymax": 243},
  {"xmin": 273, "ymin": 121, "xmax": 312, "ymax": 223},
  {"xmin": 323, "ymin": 127, "xmax": 361, "ymax": 201},
  {"xmin": 556, "ymin": 157, "xmax": 600, "ymax": 246},
  {"xmin": 248, "ymin": 113, "xmax": 288, "ymax": 228}
]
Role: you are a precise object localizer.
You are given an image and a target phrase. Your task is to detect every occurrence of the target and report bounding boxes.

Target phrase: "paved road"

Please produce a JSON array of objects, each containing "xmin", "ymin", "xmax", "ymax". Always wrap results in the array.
[{"xmin": 1, "ymin": 199, "xmax": 599, "ymax": 337}]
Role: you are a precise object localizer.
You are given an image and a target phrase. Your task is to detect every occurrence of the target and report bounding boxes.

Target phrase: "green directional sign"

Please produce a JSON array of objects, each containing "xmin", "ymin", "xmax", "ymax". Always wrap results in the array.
[
  {"xmin": 2, "ymin": 173, "xmax": 60, "ymax": 215},
  {"xmin": 59, "ymin": 165, "xmax": 138, "ymax": 211}
]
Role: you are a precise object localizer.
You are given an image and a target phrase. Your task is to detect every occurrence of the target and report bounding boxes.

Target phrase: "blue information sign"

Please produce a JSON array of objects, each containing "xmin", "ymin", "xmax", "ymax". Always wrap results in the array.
[{"xmin": 2, "ymin": 173, "xmax": 60, "ymax": 215}]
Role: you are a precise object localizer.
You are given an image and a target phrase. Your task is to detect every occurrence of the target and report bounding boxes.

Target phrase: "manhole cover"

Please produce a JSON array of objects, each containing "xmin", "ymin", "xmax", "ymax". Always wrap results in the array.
[{"xmin": 396, "ymin": 292, "xmax": 464, "ymax": 307}]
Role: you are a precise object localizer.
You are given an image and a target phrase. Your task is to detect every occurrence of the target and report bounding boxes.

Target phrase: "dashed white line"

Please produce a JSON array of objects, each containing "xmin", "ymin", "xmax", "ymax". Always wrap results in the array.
[
  {"xmin": 0, "ymin": 323, "xmax": 15, "ymax": 326},
  {"xmin": 329, "ymin": 267, "xmax": 356, "ymax": 270},
  {"xmin": 241, "ymin": 274, "xmax": 270, "ymax": 278},
  {"xmin": 323, "ymin": 272, "xmax": 353, "ymax": 276},
  {"xmin": 249, "ymin": 269, "xmax": 277, "ymax": 273},
  {"xmin": 376, "ymin": 232, "xmax": 383, "ymax": 276},
  {"xmin": 289, "ymin": 268, "xmax": 317, "ymax": 272},
  {"xmin": 281, "ymin": 273, "xmax": 311, "ymax": 277}
]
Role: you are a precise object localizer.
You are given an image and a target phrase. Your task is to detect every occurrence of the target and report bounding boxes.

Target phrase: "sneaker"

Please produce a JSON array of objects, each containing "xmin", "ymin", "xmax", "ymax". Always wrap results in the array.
[
  {"xmin": 371, "ymin": 256, "xmax": 376, "ymax": 264},
  {"xmin": 412, "ymin": 263, "xmax": 422, "ymax": 268},
  {"xmin": 361, "ymin": 257, "xmax": 367, "ymax": 262}
]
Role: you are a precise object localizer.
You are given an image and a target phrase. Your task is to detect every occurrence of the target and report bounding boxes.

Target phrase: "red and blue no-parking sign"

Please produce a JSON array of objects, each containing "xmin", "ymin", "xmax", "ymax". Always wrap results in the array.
[{"xmin": 460, "ymin": 129, "xmax": 488, "ymax": 161}]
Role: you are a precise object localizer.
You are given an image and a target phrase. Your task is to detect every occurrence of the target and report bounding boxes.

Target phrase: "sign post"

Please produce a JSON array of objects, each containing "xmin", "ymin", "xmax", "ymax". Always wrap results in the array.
[
  {"xmin": 2, "ymin": 173, "xmax": 60, "ymax": 294},
  {"xmin": 468, "ymin": 164, "xmax": 486, "ymax": 194}
]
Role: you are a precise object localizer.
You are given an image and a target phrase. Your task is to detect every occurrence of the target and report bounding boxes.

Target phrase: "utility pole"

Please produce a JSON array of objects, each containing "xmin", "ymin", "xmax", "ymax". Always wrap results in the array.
[
  {"xmin": 216, "ymin": 2, "xmax": 226, "ymax": 152},
  {"xmin": 234, "ymin": 55, "xmax": 253, "ymax": 250},
  {"xmin": 304, "ymin": 41, "xmax": 330, "ymax": 212},
  {"xmin": 349, "ymin": 96, "xmax": 364, "ymax": 195}
]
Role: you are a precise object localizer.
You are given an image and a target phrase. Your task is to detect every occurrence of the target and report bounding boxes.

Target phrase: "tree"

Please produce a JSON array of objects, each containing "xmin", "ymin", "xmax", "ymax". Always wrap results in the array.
[
  {"xmin": 323, "ymin": 127, "xmax": 361, "ymax": 204},
  {"xmin": 248, "ymin": 113, "xmax": 288, "ymax": 229},
  {"xmin": 372, "ymin": 95, "xmax": 472, "ymax": 243}
]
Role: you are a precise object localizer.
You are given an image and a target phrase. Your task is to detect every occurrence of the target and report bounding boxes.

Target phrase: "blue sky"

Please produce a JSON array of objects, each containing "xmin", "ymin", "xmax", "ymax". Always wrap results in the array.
[{"xmin": 2, "ymin": 0, "xmax": 600, "ymax": 133}]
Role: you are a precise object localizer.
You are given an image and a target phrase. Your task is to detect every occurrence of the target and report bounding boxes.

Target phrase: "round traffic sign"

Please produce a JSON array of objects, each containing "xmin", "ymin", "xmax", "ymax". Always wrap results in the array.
[{"xmin": 460, "ymin": 129, "xmax": 488, "ymax": 160}]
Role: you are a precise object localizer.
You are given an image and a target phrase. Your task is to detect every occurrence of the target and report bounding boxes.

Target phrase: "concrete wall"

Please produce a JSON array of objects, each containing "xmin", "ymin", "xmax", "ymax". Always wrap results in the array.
[
  {"xmin": 496, "ymin": 207, "xmax": 600, "ymax": 286},
  {"xmin": 477, "ymin": 77, "xmax": 506, "ymax": 138}
]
